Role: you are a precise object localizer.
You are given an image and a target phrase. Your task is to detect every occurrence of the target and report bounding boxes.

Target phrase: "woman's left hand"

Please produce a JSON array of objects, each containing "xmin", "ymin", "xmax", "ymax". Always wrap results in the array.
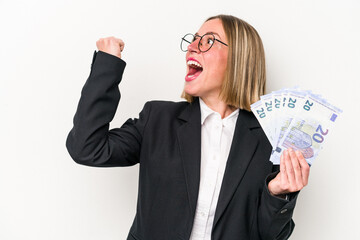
[{"xmin": 268, "ymin": 148, "xmax": 310, "ymax": 198}]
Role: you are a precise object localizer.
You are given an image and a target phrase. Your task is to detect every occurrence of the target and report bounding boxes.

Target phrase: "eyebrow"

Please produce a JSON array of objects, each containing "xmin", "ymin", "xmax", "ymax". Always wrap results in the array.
[{"xmin": 195, "ymin": 31, "xmax": 222, "ymax": 39}]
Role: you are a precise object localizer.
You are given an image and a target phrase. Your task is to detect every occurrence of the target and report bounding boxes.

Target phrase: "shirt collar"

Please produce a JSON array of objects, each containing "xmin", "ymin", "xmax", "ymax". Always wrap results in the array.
[{"xmin": 199, "ymin": 97, "xmax": 239, "ymax": 126}]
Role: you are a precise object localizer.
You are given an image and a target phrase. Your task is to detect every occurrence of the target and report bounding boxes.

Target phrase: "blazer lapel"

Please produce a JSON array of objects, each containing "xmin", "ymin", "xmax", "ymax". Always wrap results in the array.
[
  {"xmin": 176, "ymin": 98, "xmax": 201, "ymax": 215},
  {"xmin": 213, "ymin": 110, "xmax": 260, "ymax": 228}
]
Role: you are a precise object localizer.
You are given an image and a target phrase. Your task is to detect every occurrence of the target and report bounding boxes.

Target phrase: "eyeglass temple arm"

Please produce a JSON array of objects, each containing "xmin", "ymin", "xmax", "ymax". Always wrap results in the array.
[
  {"xmin": 182, "ymin": 38, "xmax": 191, "ymax": 44},
  {"xmin": 215, "ymin": 39, "xmax": 228, "ymax": 47}
]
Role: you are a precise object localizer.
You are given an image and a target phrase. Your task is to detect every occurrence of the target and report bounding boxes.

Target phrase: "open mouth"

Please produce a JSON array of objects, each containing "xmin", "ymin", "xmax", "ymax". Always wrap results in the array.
[{"xmin": 186, "ymin": 60, "xmax": 203, "ymax": 82}]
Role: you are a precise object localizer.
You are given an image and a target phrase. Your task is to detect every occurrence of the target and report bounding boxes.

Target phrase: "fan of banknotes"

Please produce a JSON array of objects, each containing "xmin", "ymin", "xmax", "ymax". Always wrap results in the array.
[{"xmin": 251, "ymin": 87, "xmax": 342, "ymax": 165}]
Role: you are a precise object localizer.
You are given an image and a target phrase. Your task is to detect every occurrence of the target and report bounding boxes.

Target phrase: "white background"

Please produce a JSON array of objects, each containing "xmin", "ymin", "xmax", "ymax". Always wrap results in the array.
[{"xmin": 1, "ymin": 0, "xmax": 359, "ymax": 239}]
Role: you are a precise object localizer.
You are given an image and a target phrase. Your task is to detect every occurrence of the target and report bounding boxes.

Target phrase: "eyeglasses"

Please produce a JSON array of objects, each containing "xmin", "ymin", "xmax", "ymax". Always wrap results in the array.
[{"xmin": 180, "ymin": 33, "xmax": 228, "ymax": 53}]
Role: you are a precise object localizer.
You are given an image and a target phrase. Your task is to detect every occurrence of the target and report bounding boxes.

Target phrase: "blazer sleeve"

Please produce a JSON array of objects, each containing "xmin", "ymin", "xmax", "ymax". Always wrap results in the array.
[
  {"xmin": 66, "ymin": 51, "xmax": 151, "ymax": 167},
  {"xmin": 257, "ymin": 165, "xmax": 300, "ymax": 240}
]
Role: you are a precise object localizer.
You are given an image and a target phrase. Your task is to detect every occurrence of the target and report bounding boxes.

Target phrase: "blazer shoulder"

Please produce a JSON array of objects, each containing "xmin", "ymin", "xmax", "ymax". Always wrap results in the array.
[
  {"xmin": 145, "ymin": 100, "xmax": 190, "ymax": 116},
  {"xmin": 241, "ymin": 109, "xmax": 270, "ymax": 146},
  {"xmin": 240, "ymin": 109, "xmax": 261, "ymax": 129}
]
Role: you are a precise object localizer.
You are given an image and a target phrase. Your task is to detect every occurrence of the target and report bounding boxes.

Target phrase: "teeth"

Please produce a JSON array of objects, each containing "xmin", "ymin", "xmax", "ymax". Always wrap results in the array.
[{"xmin": 187, "ymin": 60, "xmax": 202, "ymax": 68}]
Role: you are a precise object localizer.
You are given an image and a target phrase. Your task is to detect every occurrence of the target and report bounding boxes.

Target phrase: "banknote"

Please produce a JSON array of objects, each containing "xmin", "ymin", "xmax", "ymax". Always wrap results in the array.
[{"xmin": 251, "ymin": 87, "xmax": 342, "ymax": 165}]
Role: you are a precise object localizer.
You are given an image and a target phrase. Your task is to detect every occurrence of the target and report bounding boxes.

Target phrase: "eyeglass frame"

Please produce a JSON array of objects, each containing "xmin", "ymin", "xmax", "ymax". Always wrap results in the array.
[{"xmin": 180, "ymin": 33, "xmax": 228, "ymax": 53}]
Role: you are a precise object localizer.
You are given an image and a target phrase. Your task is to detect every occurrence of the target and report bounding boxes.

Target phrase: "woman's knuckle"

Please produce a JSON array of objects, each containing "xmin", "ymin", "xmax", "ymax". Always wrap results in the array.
[{"xmin": 282, "ymin": 183, "xmax": 289, "ymax": 191}]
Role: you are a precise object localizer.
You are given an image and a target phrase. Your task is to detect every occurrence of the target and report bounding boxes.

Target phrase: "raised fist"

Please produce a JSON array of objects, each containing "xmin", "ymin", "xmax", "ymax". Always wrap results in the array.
[{"xmin": 96, "ymin": 37, "xmax": 125, "ymax": 59}]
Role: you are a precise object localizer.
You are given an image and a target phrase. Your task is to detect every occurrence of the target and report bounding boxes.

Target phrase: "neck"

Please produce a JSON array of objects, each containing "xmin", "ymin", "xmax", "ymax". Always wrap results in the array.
[{"xmin": 200, "ymin": 96, "xmax": 237, "ymax": 119}]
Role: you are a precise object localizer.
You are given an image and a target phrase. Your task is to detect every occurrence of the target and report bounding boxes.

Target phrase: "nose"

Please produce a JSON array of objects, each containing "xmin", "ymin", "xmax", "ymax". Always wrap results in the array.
[{"xmin": 187, "ymin": 39, "xmax": 200, "ymax": 53}]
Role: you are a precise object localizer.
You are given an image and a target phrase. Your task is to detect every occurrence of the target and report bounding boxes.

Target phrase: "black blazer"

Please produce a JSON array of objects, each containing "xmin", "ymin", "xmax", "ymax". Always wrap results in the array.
[{"xmin": 66, "ymin": 51, "xmax": 299, "ymax": 240}]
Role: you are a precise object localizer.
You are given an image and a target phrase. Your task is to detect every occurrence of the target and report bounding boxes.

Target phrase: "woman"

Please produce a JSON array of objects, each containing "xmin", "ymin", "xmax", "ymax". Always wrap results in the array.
[{"xmin": 66, "ymin": 14, "xmax": 309, "ymax": 240}]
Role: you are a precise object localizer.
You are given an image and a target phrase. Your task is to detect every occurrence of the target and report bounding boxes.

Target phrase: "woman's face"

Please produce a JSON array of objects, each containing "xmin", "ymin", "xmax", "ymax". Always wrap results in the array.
[{"xmin": 184, "ymin": 18, "xmax": 228, "ymax": 100}]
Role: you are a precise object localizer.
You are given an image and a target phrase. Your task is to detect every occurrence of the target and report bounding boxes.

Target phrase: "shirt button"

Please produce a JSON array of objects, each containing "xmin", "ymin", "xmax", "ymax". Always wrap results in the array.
[{"xmin": 200, "ymin": 212, "xmax": 206, "ymax": 217}]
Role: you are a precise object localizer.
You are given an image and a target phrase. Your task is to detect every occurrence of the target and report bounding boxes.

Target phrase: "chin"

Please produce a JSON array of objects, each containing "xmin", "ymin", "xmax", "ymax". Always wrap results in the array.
[
  {"xmin": 183, "ymin": 85, "xmax": 199, "ymax": 97},
  {"xmin": 184, "ymin": 90, "xmax": 196, "ymax": 98}
]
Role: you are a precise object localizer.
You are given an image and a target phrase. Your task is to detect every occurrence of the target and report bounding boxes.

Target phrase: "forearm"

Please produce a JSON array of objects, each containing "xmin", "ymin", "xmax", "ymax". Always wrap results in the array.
[
  {"xmin": 257, "ymin": 172, "xmax": 299, "ymax": 240},
  {"xmin": 66, "ymin": 51, "xmax": 129, "ymax": 166}
]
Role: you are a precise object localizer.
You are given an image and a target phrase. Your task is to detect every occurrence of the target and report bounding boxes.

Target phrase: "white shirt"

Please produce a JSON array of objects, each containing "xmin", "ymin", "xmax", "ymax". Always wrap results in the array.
[{"xmin": 189, "ymin": 98, "xmax": 239, "ymax": 240}]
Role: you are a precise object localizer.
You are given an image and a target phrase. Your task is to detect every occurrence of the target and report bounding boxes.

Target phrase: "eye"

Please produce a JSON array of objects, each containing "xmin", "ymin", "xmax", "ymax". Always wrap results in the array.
[{"xmin": 207, "ymin": 38, "xmax": 214, "ymax": 45}]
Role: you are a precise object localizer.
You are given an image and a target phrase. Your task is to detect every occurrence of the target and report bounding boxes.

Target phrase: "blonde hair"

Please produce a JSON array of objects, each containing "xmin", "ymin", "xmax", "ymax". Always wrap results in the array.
[{"xmin": 181, "ymin": 14, "xmax": 266, "ymax": 111}]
